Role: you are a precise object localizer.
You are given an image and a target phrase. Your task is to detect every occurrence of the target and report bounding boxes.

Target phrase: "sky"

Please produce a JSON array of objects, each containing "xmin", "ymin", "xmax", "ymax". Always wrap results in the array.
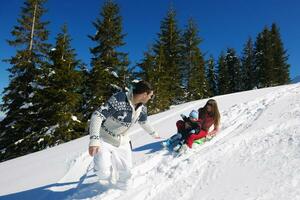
[
  {"xmin": 0, "ymin": 0, "xmax": 299, "ymax": 109},
  {"xmin": 1, "ymin": 83, "xmax": 300, "ymax": 199}
]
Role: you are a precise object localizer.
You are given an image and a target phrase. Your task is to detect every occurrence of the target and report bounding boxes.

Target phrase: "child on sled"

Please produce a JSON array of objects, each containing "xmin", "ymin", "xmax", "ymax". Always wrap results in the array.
[{"xmin": 163, "ymin": 99, "xmax": 221, "ymax": 152}]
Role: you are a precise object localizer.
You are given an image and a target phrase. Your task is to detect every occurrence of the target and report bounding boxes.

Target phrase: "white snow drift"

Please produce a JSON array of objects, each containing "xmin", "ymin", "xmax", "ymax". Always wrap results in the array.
[{"xmin": 0, "ymin": 83, "xmax": 300, "ymax": 200}]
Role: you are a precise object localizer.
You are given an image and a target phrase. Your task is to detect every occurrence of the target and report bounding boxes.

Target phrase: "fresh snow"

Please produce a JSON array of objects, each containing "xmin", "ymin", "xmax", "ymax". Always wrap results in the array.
[
  {"xmin": 5, "ymin": 121, "xmax": 16, "ymax": 128},
  {"xmin": 29, "ymin": 92, "xmax": 35, "ymax": 98},
  {"xmin": 71, "ymin": 116, "xmax": 81, "ymax": 123},
  {"xmin": 37, "ymin": 138, "xmax": 44, "ymax": 144},
  {"xmin": 45, "ymin": 124, "xmax": 59, "ymax": 135},
  {"xmin": 20, "ymin": 102, "xmax": 33, "ymax": 109},
  {"xmin": 0, "ymin": 83, "xmax": 300, "ymax": 200},
  {"xmin": 14, "ymin": 139, "xmax": 24, "ymax": 145},
  {"xmin": 111, "ymin": 71, "xmax": 119, "ymax": 78},
  {"xmin": 49, "ymin": 70, "xmax": 56, "ymax": 76}
]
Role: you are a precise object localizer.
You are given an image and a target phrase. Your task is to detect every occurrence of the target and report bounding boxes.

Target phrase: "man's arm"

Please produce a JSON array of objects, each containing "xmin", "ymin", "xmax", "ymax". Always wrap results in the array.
[
  {"xmin": 139, "ymin": 121, "xmax": 160, "ymax": 138},
  {"xmin": 89, "ymin": 111, "xmax": 104, "ymax": 156},
  {"xmin": 88, "ymin": 94, "xmax": 119, "ymax": 155},
  {"xmin": 138, "ymin": 106, "xmax": 160, "ymax": 139},
  {"xmin": 89, "ymin": 110, "xmax": 105, "ymax": 147}
]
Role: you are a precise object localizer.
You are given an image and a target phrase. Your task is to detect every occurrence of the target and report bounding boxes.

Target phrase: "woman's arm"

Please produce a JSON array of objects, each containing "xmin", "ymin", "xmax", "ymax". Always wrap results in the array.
[{"xmin": 207, "ymin": 126, "xmax": 220, "ymax": 137}]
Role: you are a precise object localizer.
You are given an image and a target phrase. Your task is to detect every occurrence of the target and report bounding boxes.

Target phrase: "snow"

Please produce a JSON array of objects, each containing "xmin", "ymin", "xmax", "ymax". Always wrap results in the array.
[
  {"xmin": 111, "ymin": 71, "xmax": 119, "ymax": 78},
  {"xmin": 0, "ymin": 83, "xmax": 300, "ymax": 200},
  {"xmin": 14, "ymin": 139, "xmax": 24, "ymax": 145},
  {"xmin": 29, "ymin": 92, "xmax": 35, "ymax": 98},
  {"xmin": 0, "ymin": 148, "xmax": 6, "ymax": 154},
  {"xmin": 71, "ymin": 115, "xmax": 81, "ymax": 123},
  {"xmin": 29, "ymin": 82, "xmax": 46, "ymax": 90},
  {"xmin": 0, "ymin": 115, "xmax": 4, "ymax": 122},
  {"xmin": 37, "ymin": 138, "xmax": 44, "ymax": 144},
  {"xmin": 5, "ymin": 121, "xmax": 16, "ymax": 128},
  {"xmin": 131, "ymin": 79, "xmax": 140, "ymax": 83},
  {"xmin": 45, "ymin": 124, "xmax": 59, "ymax": 135},
  {"xmin": 48, "ymin": 70, "xmax": 56, "ymax": 76},
  {"xmin": 255, "ymin": 51, "xmax": 263, "ymax": 55},
  {"xmin": 20, "ymin": 102, "xmax": 33, "ymax": 109},
  {"xmin": 110, "ymin": 84, "xmax": 122, "ymax": 91}
]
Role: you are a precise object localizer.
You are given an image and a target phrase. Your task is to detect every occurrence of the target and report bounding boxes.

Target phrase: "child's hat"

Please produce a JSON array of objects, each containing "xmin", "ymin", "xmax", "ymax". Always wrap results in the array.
[{"xmin": 189, "ymin": 110, "xmax": 198, "ymax": 119}]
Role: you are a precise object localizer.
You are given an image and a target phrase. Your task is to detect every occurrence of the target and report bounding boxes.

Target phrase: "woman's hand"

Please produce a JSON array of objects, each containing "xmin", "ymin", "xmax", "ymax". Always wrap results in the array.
[{"xmin": 207, "ymin": 132, "xmax": 216, "ymax": 137}]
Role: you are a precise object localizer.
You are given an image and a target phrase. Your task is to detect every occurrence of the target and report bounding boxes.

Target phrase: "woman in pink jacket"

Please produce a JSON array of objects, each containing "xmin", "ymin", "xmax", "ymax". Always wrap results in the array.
[{"xmin": 185, "ymin": 99, "xmax": 221, "ymax": 148}]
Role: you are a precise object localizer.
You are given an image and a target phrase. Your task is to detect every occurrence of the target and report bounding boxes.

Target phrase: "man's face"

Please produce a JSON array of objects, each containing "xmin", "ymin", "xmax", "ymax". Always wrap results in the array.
[{"xmin": 142, "ymin": 91, "xmax": 154, "ymax": 104}]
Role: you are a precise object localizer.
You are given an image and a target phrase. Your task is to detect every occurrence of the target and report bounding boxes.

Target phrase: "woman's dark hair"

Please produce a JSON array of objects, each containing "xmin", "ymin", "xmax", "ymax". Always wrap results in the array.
[{"xmin": 132, "ymin": 80, "xmax": 153, "ymax": 95}]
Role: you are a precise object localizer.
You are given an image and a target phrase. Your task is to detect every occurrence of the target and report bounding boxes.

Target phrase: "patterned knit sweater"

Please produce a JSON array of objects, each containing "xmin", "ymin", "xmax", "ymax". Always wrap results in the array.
[{"xmin": 89, "ymin": 90, "xmax": 158, "ymax": 147}]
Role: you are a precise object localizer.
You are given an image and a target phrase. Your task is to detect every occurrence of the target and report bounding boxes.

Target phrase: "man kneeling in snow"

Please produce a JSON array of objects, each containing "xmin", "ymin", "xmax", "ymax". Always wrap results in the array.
[{"xmin": 88, "ymin": 80, "xmax": 161, "ymax": 189}]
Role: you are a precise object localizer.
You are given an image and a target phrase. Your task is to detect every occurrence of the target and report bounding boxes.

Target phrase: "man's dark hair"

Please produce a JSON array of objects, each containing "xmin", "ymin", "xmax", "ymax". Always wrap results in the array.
[{"xmin": 132, "ymin": 80, "xmax": 153, "ymax": 95}]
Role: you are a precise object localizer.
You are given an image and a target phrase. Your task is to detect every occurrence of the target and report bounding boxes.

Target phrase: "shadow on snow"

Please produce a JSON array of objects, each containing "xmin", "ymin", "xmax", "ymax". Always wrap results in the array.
[{"xmin": 0, "ymin": 174, "xmax": 108, "ymax": 200}]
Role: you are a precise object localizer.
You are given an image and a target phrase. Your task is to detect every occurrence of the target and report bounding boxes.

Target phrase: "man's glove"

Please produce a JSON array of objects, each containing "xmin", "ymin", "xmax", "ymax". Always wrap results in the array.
[
  {"xmin": 181, "ymin": 114, "xmax": 190, "ymax": 122},
  {"xmin": 180, "ymin": 114, "xmax": 187, "ymax": 120}
]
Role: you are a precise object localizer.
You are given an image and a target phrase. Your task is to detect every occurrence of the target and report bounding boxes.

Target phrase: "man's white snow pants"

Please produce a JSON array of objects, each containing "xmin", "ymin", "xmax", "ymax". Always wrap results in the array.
[{"xmin": 94, "ymin": 140, "xmax": 132, "ymax": 184}]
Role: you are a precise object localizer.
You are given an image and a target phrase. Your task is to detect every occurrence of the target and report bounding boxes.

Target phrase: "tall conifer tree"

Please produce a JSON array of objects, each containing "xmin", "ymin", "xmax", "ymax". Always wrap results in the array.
[
  {"xmin": 182, "ymin": 19, "xmax": 207, "ymax": 100},
  {"xmin": 206, "ymin": 55, "xmax": 218, "ymax": 96},
  {"xmin": 217, "ymin": 52, "xmax": 229, "ymax": 95},
  {"xmin": 138, "ymin": 46, "xmax": 170, "ymax": 113},
  {"xmin": 254, "ymin": 27, "xmax": 274, "ymax": 87},
  {"xmin": 241, "ymin": 37, "xmax": 256, "ymax": 90},
  {"xmin": 225, "ymin": 48, "xmax": 242, "ymax": 93},
  {"xmin": 87, "ymin": 0, "xmax": 129, "ymax": 116},
  {"xmin": 34, "ymin": 25, "xmax": 85, "ymax": 149},
  {"xmin": 270, "ymin": 23, "xmax": 290, "ymax": 85},
  {"xmin": 0, "ymin": 0, "xmax": 50, "ymax": 161},
  {"xmin": 153, "ymin": 8, "xmax": 183, "ymax": 104}
]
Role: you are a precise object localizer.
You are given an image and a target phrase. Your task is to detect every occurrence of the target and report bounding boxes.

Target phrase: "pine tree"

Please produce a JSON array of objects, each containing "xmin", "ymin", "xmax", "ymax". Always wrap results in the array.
[
  {"xmin": 254, "ymin": 27, "xmax": 275, "ymax": 87},
  {"xmin": 138, "ymin": 46, "xmax": 170, "ymax": 114},
  {"xmin": 34, "ymin": 25, "xmax": 85, "ymax": 149},
  {"xmin": 0, "ymin": 0, "xmax": 50, "ymax": 161},
  {"xmin": 87, "ymin": 0, "xmax": 130, "ymax": 117},
  {"xmin": 241, "ymin": 37, "xmax": 256, "ymax": 90},
  {"xmin": 138, "ymin": 50, "xmax": 156, "ymax": 81},
  {"xmin": 206, "ymin": 55, "xmax": 218, "ymax": 96},
  {"xmin": 153, "ymin": 46, "xmax": 172, "ymax": 112},
  {"xmin": 254, "ymin": 24, "xmax": 290, "ymax": 88},
  {"xmin": 182, "ymin": 19, "xmax": 208, "ymax": 100},
  {"xmin": 217, "ymin": 52, "xmax": 229, "ymax": 95},
  {"xmin": 79, "ymin": 64, "xmax": 91, "ymax": 119},
  {"xmin": 137, "ymin": 49, "xmax": 157, "ymax": 113},
  {"xmin": 270, "ymin": 23, "xmax": 290, "ymax": 85},
  {"xmin": 153, "ymin": 8, "xmax": 183, "ymax": 105},
  {"xmin": 225, "ymin": 48, "xmax": 242, "ymax": 93}
]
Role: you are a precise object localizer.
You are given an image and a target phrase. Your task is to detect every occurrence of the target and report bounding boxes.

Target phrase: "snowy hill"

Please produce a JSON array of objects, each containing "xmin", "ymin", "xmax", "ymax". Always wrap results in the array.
[{"xmin": 1, "ymin": 83, "xmax": 300, "ymax": 200}]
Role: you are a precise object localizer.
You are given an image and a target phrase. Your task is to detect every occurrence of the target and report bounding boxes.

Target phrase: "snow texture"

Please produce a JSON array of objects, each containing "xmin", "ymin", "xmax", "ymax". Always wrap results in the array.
[{"xmin": 0, "ymin": 83, "xmax": 300, "ymax": 200}]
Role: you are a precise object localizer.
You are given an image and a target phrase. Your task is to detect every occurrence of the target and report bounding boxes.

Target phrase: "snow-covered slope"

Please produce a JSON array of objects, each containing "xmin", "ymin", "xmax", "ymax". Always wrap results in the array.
[{"xmin": 1, "ymin": 83, "xmax": 300, "ymax": 200}]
